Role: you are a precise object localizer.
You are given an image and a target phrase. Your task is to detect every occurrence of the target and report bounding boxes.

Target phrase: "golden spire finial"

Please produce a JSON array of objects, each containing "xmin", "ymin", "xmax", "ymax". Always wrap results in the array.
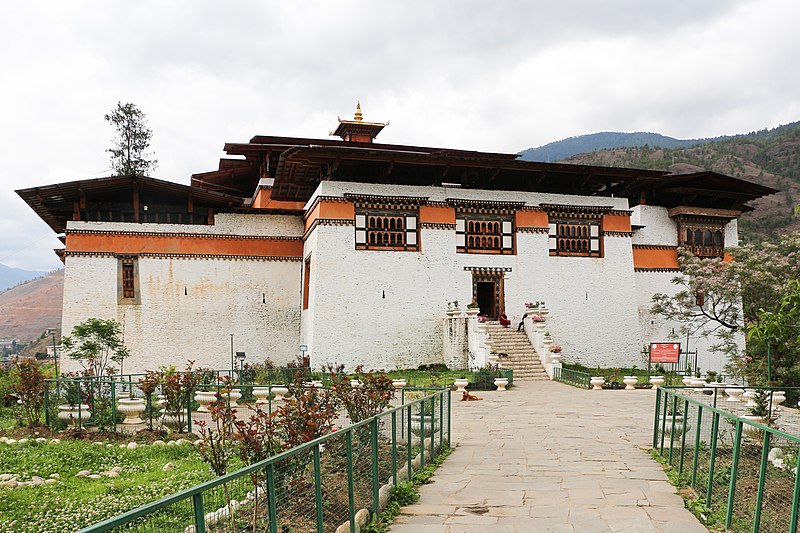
[{"xmin": 354, "ymin": 101, "xmax": 363, "ymax": 122}]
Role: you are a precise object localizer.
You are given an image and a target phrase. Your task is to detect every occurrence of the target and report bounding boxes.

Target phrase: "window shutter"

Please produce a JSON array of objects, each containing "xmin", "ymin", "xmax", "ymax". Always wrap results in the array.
[
  {"xmin": 406, "ymin": 215, "xmax": 417, "ymax": 246},
  {"xmin": 548, "ymin": 223, "xmax": 557, "ymax": 252},
  {"xmin": 355, "ymin": 214, "xmax": 367, "ymax": 245},
  {"xmin": 590, "ymin": 222, "xmax": 600, "ymax": 252},
  {"xmin": 456, "ymin": 218, "xmax": 466, "ymax": 249},
  {"xmin": 502, "ymin": 220, "xmax": 513, "ymax": 250}
]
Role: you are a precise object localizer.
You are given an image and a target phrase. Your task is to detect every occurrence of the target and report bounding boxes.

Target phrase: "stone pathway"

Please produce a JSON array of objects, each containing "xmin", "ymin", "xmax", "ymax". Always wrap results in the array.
[{"xmin": 391, "ymin": 380, "xmax": 706, "ymax": 532}]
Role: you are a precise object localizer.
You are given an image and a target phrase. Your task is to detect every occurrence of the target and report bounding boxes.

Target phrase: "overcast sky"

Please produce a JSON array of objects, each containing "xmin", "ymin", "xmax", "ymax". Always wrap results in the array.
[{"xmin": 2, "ymin": 0, "xmax": 799, "ymax": 271}]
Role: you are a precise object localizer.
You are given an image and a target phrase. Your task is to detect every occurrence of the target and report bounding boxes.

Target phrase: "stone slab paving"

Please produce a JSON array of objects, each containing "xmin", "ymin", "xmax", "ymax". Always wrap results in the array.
[{"xmin": 391, "ymin": 380, "xmax": 707, "ymax": 533}]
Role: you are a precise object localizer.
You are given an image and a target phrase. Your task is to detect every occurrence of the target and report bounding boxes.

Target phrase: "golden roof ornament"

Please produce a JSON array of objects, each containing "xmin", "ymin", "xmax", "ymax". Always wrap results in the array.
[{"xmin": 354, "ymin": 101, "xmax": 363, "ymax": 122}]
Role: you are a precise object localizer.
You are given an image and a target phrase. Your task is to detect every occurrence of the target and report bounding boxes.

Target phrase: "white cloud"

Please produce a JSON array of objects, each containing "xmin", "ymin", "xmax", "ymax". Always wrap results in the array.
[{"xmin": 1, "ymin": 0, "xmax": 798, "ymax": 269}]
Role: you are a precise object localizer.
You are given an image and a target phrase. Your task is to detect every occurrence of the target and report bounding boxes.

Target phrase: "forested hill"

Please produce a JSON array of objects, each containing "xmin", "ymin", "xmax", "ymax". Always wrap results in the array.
[
  {"xmin": 518, "ymin": 132, "xmax": 710, "ymax": 162},
  {"xmin": 560, "ymin": 122, "xmax": 800, "ymax": 243}
]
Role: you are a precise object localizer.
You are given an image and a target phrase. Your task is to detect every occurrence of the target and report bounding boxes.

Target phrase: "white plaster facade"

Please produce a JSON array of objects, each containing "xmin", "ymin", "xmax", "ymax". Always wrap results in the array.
[{"xmin": 60, "ymin": 215, "xmax": 303, "ymax": 374}]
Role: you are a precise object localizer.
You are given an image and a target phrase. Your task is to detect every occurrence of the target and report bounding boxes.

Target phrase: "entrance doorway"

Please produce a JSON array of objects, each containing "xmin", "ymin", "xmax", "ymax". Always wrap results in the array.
[{"xmin": 476, "ymin": 281, "xmax": 497, "ymax": 319}]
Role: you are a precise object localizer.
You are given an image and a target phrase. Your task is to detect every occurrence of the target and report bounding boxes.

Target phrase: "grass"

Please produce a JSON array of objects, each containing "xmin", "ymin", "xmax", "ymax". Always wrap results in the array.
[
  {"xmin": 0, "ymin": 438, "xmax": 233, "ymax": 533},
  {"xmin": 562, "ymin": 363, "xmax": 686, "ymax": 385}
]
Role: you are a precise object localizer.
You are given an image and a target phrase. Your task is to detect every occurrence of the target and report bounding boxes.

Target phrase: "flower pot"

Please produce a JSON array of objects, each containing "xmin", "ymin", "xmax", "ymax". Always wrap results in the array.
[
  {"xmin": 220, "ymin": 388, "xmax": 242, "ymax": 407},
  {"xmin": 194, "ymin": 390, "xmax": 217, "ymax": 412},
  {"xmin": 742, "ymin": 415, "xmax": 767, "ymax": 441},
  {"xmin": 549, "ymin": 352, "xmax": 561, "ymax": 364},
  {"xmin": 539, "ymin": 307, "xmax": 550, "ymax": 319},
  {"xmin": 649, "ymin": 376, "xmax": 665, "ymax": 388},
  {"xmin": 494, "ymin": 377, "xmax": 509, "ymax": 391},
  {"xmin": 350, "ymin": 379, "xmax": 363, "ymax": 389},
  {"xmin": 410, "ymin": 414, "xmax": 437, "ymax": 436},
  {"xmin": 58, "ymin": 404, "xmax": 91, "ymax": 428},
  {"xmin": 117, "ymin": 398, "xmax": 146, "ymax": 425},
  {"xmin": 446, "ymin": 309, "xmax": 462, "ymax": 318},
  {"xmin": 681, "ymin": 376, "xmax": 694, "ymax": 387},
  {"xmin": 533, "ymin": 321, "xmax": 546, "ymax": 332},
  {"xmin": 453, "ymin": 378, "xmax": 469, "ymax": 393},
  {"xmin": 772, "ymin": 390, "xmax": 786, "ymax": 408},
  {"xmin": 465, "ymin": 308, "xmax": 481, "ymax": 318},
  {"xmin": 725, "ymin": 387, "xmax": 744, "ymax": 402},
  {"xmin": 590, "ymin": 376, "xmax": 605, "ymax": 390},
  {"xmin": 392, "ymin": 379, "xmax": 406, "ymax": 389},
  {"xmin": 253, "ymin": 387, "xmax": 270, "ymax": 406},
  {"xmin": 690, "ymin": 378, "xmax": 706, "ymax": 392},
  {"xmin": 542, "ymin": 338, "xmax": 554, "ymax": 349},
  {"xmin": 664, "ymin": 415, "xmax": 685, "ymax": 436},
  {"xmin": 622, "ymin": 376, "xmax": 638, "ymax": 390},
  {"xmin": 161, "ymin": 411, "xmax": 183, "ymax": 430},
  {"xmin": 742, "ymin": 389, "xmax": 757, "ymax": 407},
  {"xmin": 271, "ymin": 385, "xmax": 289, "ymax": 401}
]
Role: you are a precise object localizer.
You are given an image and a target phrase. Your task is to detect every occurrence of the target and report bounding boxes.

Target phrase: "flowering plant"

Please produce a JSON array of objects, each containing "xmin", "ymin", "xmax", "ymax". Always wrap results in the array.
[
  {"xmin": 524, "ymin": 301, "xmax": 540, "ymax": 309},
  {"xmin": 477, "ymin": 314, "xmax": 488, "ymax": 323},
  {"xmin": 551, "ymin": 345, "xmax": 562, "ymax": 353},
  {"xmin": 532, "ymin": 315, "xmax": 545, "ymax": 322}
]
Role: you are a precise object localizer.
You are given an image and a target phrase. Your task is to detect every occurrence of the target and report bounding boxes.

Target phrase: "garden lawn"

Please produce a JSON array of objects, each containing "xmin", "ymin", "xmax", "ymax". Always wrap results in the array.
[{"xmin": 0, "ymin": 438, "xmax": 233, "ymax": 533}]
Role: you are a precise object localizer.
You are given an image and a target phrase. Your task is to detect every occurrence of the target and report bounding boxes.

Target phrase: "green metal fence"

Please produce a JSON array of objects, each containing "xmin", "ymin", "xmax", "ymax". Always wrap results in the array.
[
  {"xmin": 653, "ymin": 386, "xmax": 800, "ymax": 532},
  {"xmin": 78, "ymin": 387, "xmax": 450, "ymax": 532},
  {"xmin": 552, "ymin": 367, "xmax": 590, "ymax": 389}
]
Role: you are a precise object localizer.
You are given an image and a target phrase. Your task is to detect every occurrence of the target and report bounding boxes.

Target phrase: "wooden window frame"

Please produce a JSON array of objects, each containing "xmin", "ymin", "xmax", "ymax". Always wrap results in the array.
[
  {"xmin": 677, "ymin": 220, "xmax": 725, "ymax": 258},
  {"xmin": 548, "ymin": 219, "xmax": 602, "ymax": 257},
  {"xmin": 117, "ymin": 256, "xmax": 140, "ymax": 304},
  {"xmin": 355, "ymin": 210, "xmax": 419, "ymax": 251},
  {"xmin": 456, "ymin": 216, "xmax": 514, "ymax": 255},
  {"xmin": 302, "ymin": 256, "xmax": 311, "ymax": 310}
]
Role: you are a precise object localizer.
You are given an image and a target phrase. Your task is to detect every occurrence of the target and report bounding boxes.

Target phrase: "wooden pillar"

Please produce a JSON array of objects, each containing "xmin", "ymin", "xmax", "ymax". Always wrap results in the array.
[{"xmin": 133, "ymin": 181, "xmax": 140, "ymax": 223}]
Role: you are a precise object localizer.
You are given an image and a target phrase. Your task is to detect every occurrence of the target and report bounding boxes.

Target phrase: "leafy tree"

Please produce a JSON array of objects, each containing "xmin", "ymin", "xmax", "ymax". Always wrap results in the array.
[
  {"xmin": 651, "ymin": 233, "xmax": 800, "ymax": 385},
  {"xmin": 104, "ymin": 102, "xmax": 157, "ymax": 176},
  {"xmin": 745, "ymin": 280, "xmax": 800, "ymax": 386},
  {"xmin": 13, "ymin": 359, "xmax": 48, "ymax": 427},
  {"xmin": 60, "ymin": 318, "xmax": 130, "ymax": 377}
]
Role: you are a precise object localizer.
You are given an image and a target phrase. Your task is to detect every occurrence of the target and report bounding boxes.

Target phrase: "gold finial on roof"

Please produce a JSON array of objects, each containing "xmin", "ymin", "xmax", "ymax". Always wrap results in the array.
[{"xmin": 354, "ymin": 101, "xmax": 363, "ymax": 122}]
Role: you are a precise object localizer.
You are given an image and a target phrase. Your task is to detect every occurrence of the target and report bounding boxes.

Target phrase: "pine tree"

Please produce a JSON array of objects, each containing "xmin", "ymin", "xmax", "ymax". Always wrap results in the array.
[{"xmin": 104, "ymin": 102, "xmax": 157, "ymax": 176}]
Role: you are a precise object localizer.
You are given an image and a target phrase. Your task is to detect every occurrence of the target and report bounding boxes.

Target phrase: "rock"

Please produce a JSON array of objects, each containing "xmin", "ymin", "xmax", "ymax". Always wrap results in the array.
[
  {"xmin": 31, "ymin": 476, "xmax": 44, "ymax": 486},
  {"xmin": 76, "ymin": 470, "xmax": 91, "ymax": 477},
  {"xmin": 49, "ymin": 473, "xmax": 60, "ymax": 479},
  {"xmin": 126, "ymin": 442, "xmax": 138, "ymax": 450},
  {"xmin": 152, "ymin": 440, "xmax": 166, "ymax": 446},
  {"xmin": 768, "ymin": 447, "xmax": 785, "ymax": 461},
  {"xmin": 17, "ymin": 438, "xmax": 28, "ymax": 444},
  {"xmin": 175, "ymin": 439, "xmax": 188, "ymax": 445},
  {"xmin": 104, "ymin": 471, "xmax": 120, "ymax": 478},
  {"xmin": 49, "ymin": 439, "xmax": 60, "ymax": 444},
  {"xmin": 184, "ymin": 526, "xmax": 197, "ymax": 533},
  {"xmin": 0, "ymin": 474, "xmax": 13, "ymax": 481},
  {"xmin": 106, "ymin": 444, "xmax": 114, "ymax": 448},
  {"xmin": 44, "ymin": 478, "xmax": 57, "ymax": 485},
  {"xmin": 0, "ymin": 479, "xmax": 17, "ymax": 489},
  {"xmin": 5, "ymin": 439, "xmax": 16, "ymax": 445},
  {"xmin": 167, "ymin": 440, "xmax": 176, "ymax": 446},
  {"xmin": 35, "ymin": 437, "xmax": 47, "ymax": 443},
  {"xmin": 0, "ymin": 437, "xmax": 7, "ymax": 443},
  {"xmin": 88, "ymin": 474, "xmax": 102, "ymax": 480},
  {"xmin": 355, "ymin": 508, "xmax": 370, "ymax": 528},
  {"xmin": 111, "ymin": 467, "xmax": 122, "ymax": 473},
  {"xmin": 119, "ymin": 444, "xmax": 127, "ymax": 448},
  {"xmin": 162, "ymin": 463, "xmax": 175, "ymax": 471},
  {"xmin": 93, "ymin": 441, "xmax": 105, "ymax": 446},
  {"xmin": 194, "ymin": 439, "xmax": 203, "ymax": 446}
]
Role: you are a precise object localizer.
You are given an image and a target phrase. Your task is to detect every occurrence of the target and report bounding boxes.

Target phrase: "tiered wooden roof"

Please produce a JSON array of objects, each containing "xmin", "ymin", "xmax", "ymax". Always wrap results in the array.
[{"xmin": 191, "ymin": 136, "xmax": 777, "ymax": 212}]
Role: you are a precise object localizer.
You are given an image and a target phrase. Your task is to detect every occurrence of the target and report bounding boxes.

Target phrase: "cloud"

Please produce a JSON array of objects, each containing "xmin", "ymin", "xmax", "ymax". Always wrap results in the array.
[{"xmin": 1, "ymin": 0, "xmax": 798, "ymax": 269}]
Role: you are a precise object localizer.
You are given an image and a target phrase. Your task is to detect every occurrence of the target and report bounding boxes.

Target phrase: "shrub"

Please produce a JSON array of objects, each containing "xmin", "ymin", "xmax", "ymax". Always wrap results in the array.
[{"xmin": 13, "ymin": 360, "xmax": 47, "ymax": 427}]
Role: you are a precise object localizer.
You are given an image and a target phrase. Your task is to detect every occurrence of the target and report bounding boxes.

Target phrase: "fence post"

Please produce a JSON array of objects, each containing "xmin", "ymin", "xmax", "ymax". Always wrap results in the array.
[
  {"xmin": 420, "ymin": 399, "xmax": 426, "ymax": 470},
  {"xmin": 192, "ymin": 492, "xmax": 206, "ymax": 533},
  {"xmin": 111, "ymin": 381, "xmax": 117, "ymax": 431},
  {"xmin": 668, "ymin": 395, "xmax": 678, "ymax": 464},
  {"xmin": 44, "ymin": 384, "xmax": 50, "ymax": 427},
  {"xmin": 371, "ymin": 417, "xmax": 380, "ymax": 517},
  {"xmin": 691, "ymin": 405, "xmax": 703, "ymax": 487},
  {"xmin": 446, "ymin": 388, "xmax": 451, "ymax": 446},
  {"xmin": 314, "ymin": 444, "xmax": 324, "ymax": 533},
  {"xmin": 659, "ymin": 393, "xmax": 669, "ymax": 454},
  {"xmin": 346, "ymin": 430, "xmax": 356, "ymax": 533},
  {"xmin": 790, "ymin": 446, "xmax": 800, "ymax": 531},
  {"xmin": 705, "ymin": 412, "xmax": 720, "ymax": 506},
  {"xmin": 406, "ymin": 404, "xmax": 413, "ymax": 482},
  {"xmin": 439, "ymin": 391, "xmax": 444, "ymax": 452},
  {"xmin": 753, "ymin": 430, "xmax": 772, "ymax": 532},
  {"xmin": 430, "ymin": 396, "xmax": 436, "ymax": 462},
  {"xmin": 391, "ymin": 410, "xmax": 398, "ymax": 487},
  {"xmin": 266, "ymin": 463, "xmax": 278, "ymax": 533},
  {"xmin": 186, "ymin": 392, "xmax": 192, "ymax": 434},
  {"xmin": 725, "ymin": 419, "xmax": 743, "ymax": 530},
  {"xmin": 678, "ymin": 399, "xmax": 689, "ymax": 474}
]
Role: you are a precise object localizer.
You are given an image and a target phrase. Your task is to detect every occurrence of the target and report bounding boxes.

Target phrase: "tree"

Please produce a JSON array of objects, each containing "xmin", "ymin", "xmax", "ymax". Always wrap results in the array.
[
  {"xmin": 60, "ymin": 318, "xmax": 130, "ymax": 377},
  {"xmin": 104, "ymin": 102, "xmax": 157, "ymax": 176},
  {"xmin": 651, "ymin": 232, "xmax": 800, "ymax": 385}
]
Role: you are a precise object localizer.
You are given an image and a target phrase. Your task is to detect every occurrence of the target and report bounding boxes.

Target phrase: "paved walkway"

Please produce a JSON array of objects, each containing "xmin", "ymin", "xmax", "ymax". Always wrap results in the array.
[{"xmin": 391, "ymin": 380, "xmax": 707, "ymax": 533}]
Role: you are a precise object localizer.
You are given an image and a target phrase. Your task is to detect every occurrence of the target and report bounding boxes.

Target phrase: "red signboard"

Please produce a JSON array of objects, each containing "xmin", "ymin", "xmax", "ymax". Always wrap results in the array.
[{"xmin": 650, "ymin": 342, "xmax": 681, "ymax": 363}]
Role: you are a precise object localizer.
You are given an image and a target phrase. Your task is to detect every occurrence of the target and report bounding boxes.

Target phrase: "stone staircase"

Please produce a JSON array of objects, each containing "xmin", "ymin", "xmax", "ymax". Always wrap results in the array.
[{"xmin": 483, "ymin": 321, "xmax": 549, "ymax": 381}]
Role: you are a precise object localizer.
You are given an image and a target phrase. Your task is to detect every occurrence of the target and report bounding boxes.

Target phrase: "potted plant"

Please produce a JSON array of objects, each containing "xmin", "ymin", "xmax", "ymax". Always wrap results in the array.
[
  {"xmin": 743, "ymin": 390, "xmax": 774, "ymax": 441},
  {"xmin": 466, "ymin": 301, "xmax": 481, "ymax": 318},
  {"xmin": 622, "ymin": 375, "xmax": 638, "ymax": 390},
  {"xmin": 58, "ymin": 379, "xmax": 91, "ymax": 428},
  {"xmin": 453, "ymin": 377, "xmax": 469, "ymax": 392},
  {"xmin": 117, "ymin": 392, "xmax": 146, "ymax": 425},
  {"xmin": 609, "ymin": 369, "xmax": 622, "ymax": 390},
  {"xmin": 590, "ymin": 376, "xmax": 605, "ymax": 390}
]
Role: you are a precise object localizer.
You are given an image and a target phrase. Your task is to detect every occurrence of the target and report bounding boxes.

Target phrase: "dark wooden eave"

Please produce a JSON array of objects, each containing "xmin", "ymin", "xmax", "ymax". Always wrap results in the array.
[{"xmin": 16, "ymin": 175, "xmax": 244, "ymax": 234}]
